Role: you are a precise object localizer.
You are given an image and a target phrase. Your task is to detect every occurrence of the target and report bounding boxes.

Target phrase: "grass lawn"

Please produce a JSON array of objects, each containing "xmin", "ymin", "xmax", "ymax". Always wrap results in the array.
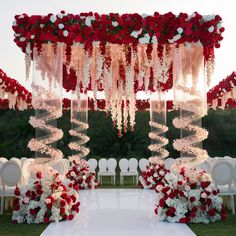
[{"xmin": 1, "ymin": 180, "xmax": 235, "ymax": 236}]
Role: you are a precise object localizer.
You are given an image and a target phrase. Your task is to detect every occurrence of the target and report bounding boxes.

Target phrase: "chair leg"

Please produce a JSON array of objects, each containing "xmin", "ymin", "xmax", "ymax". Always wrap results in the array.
[
  {"xmin": 231, "ymin": 195, "xmax": 235, "ymax": 215},
  {"xmin": 1, "ymin": 186, "xmax": 4, "ymax": 215}
]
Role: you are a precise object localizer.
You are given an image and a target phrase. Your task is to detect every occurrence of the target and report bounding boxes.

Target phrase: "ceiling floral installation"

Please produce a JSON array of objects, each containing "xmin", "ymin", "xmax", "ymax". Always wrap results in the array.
[{"xmin": 12, "ymin": 11, "xmax": 224, "ymax": 132}]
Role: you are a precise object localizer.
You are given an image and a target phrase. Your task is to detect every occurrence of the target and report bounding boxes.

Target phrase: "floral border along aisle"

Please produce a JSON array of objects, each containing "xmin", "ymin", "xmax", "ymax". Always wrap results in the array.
[
  {"xmin": 139, "ymin": 163, "xmax": 169, "ymax": 189},
  {"xmin": 12, "ymin": 168, "xmax": 80, "ymax": 224},
  {"xmin": 66, "ymin": 160, "xmax": 98, "ymax": 190},
  {"xmin": 154, "ymin": 168, "xmax": 227, "ymax": 223}
]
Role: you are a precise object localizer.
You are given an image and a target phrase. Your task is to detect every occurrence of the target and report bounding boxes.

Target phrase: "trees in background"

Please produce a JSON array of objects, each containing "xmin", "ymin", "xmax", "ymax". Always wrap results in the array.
[{"xmin": 0, "ymin": 109, "xmax": 235, "ymax": 159}]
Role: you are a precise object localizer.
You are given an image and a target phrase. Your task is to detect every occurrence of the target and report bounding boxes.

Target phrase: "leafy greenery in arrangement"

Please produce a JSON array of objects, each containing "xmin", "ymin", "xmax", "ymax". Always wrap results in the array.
[{"xmin": 0, "ymin": 109, "xmax": 236, "ymax": 160}]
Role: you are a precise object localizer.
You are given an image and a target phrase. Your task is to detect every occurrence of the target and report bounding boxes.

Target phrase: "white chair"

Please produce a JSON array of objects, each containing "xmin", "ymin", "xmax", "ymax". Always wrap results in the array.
[
  {"xmin": 211, "ymin": 160, "xmax": 235, "ymax": 214},
  {"xmin": 199, "ymin": 160, "xmax": 211, "ymax": 173},
  {"xmin": 0, "ymin": 160, "xmax": 21, "ymax": 214},
  {"xmin": 164, "ymin": 158, "xmax": 174, "ymax": 170},
  {"xmin": 98, "ymin": 158, "xmax": 108, "ymax": 184},
  {"xmin": 20, "ymin": 157, "xmax": 28, "ymax": 167},
  {"xmin": 129, "ymin": 158, "xmax": 139, "ymax": 185},
  {"xmin": 119, "ymin": 158, "xmax": 129, "ymax": 185},
  {"xmin": 52, "ymin": 159, "xmax": 68, "ymax": 176},
  {"xmin": 20, "ymin": 159, "xmax": 34, "ymax": 186},
  {"xmin": 107, "ymin": 158, "xmax": 117, "ymax": 185},
  {"xmin": 139, "ymin": 158, "xmax": 149, "ymax": 172},
  {"xmin": 88, "ymin": 158, "xmax": 98, "ymax": 172}
]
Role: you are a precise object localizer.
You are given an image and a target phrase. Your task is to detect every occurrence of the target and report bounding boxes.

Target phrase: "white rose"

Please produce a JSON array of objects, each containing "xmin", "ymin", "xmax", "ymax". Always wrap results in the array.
[
  {"xmin": 131, "ymin": 29, "xmax": 142, "ymax": 38},
  {"xmin": 177, "ymin": 27, "xmax": 183, "ymax": 34},
  {"xmin": 23, "ymin": 197, "xmax": 30, "ymax": 204},
  {"xmin": 139, "ymin": 33, "xmax": 150, "ymax": 44},
  {"xmin": 57, "ymin": 186, "xmax": 64, "ymax": 192},
  {"xmin": 58, "ymin": 23, "xmax": 64, "ymax": 29},
  {"xmin": 153, "ymin": 173, "xmax": 158, "ymax": 178},
  {"xmin": 208, "ymin": 26, "xmax": 214, "ymax": 33},
  {"xmin": 63, "ymin": 30, "xmax": 69, "ymax": 37},
  {"xmin": 185, "ymin": 185, "xmax": 191, "ymax": 191},
  {"xmin": 19, "ymin": 37, "xmax": 26, "ymax": 42},
  {"xmin": 45, "ymin": 198, "xmax": 51, "ymax": 204},
  {"xmin": 159, "ymin": 170, "xmax": 165, "ymax": 176},
  {"xmin": 112, "ymin": 21, "xmax": 118, "ymax": 27},
  {"xmin": 82, "ymin": 175, "xmax": 86, "ymax": 180},
  {"xmin": 201, "ymin": 192, "xmax": 207, "ymax": 198},
  {"xmin": 50, "ymin": 15, "xmax": 57, "ymax": 23},
  {"xmin": 151, "ymin": 35, "xmax": 157, "ymax": 44}
]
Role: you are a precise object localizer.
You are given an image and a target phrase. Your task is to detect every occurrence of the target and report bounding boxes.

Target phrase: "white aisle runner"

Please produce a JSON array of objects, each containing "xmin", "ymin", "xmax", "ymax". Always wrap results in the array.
[{"xmin": 41, "ymin": 189, "xmax": 196, "ymax": 236}]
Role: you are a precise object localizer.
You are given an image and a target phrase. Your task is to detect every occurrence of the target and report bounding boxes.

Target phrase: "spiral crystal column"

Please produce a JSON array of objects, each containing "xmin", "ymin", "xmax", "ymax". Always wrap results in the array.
[
  {"xmin": 28, "ymin": 44, "xmax": 63, "ymax": 166},
  {"xmin": 172, "ymin": 44, "xmax": 208, "ymax": 169},
  {"xmin": 148, "ymin": 91, "xmax": 169, "ymax": 164},
  {"xmin": 68, "ymin": 88, "xmax": 89, "ymax": 162}
]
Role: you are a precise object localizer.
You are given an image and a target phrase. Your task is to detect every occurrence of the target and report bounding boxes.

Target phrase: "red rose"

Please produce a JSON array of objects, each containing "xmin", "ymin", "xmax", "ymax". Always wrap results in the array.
[
  {"xmin": 169, "ymin": 191, "xmax": 176, "ymax": 199},
  {"xmin": 36, "ymin": 189, "xmax": 43, "ymax": 195},
  {"xmin": 208, "ymin": 208, "xmax": 216, "ymax": 217},
  {"xmin": 166, "ymin": 207, "xmax": 176, "ymax": 217},
  {"xmin": 201, "ymin": 205, "xmax": 207, "ymax": 211},
  {"xmin": 29, "ymin": 209, "xmax": 36, "ymax": 215},
  {"xmin": 14, "ymin": 187, "xmax": 20, "ymax": 196},
  {"xmin": 159, "ymin": 198, "xmax": 166, "ymax": 208},
  {"xmin": 25, "ymin": 190, "xmax": 31, "ymax": 197},
  {"xmin": 12, "ymin": 220, "xmax": 18, "ymax": 224},
  {"xmin": 189, "ymin": 196, "xmax": 195, "ymax": 203},
  {"xmin": 190, "ymin": 212, "xmax": 196, "ymax": 218},
  {"xmin": 44, "ymin": 217, "xmax": 50, "ymax": 223},
  {"xmin": 60, "ymin": 200, "xmax": 66, "ymax": 207},
  {"xmin": 212, "ymin": 190, "xmax": 218, "ymax": 195},
  {"xmin": 177, "ymin": 181, "xmax": 183, "ymax": 186},
  {"xmin": 60, "ymin": 208, "xmax": 65, "ymax": 215},
  {"xmin": 179, "ymin": 217, "xmax": 189, "ymax": 223},
  {"xmin": 191, "ymin": 206, "xmax": 197, "ymax": 212},
  {"xmin": 201, "ymin": 181, "xmax": 210, "ymax": 189},
  {"xmin": 66, "ymin": 197, "xmax": 72, "ymax": 205},
  {"xmin": 154, "ymin": 208, "xmax": 158, "ymax": 215},
  {"xmin": 73, "ymin": 184, "xmax": 79, "ymax": 191},
  {"xmin": 206, "ymin": 198, "xmax": 212, "ymax": 206},
  {"xmin": 69, "ymin": 214, "xmax": 74, "ymax": 220},
  {"xmin": 46, "ymin": 204, "xmax": 52, "ymax": 209},
  {"xmin": 36, "ymin": 171, "xmax": 42, "ymax": 179}
]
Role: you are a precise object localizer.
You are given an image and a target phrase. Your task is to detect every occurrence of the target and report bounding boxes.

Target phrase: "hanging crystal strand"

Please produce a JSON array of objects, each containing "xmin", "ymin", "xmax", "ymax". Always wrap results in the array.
[
  {"xmin": 68, "ymin": 88, "xmax": 89, "ymax": 162},
  {"xmin": 148, "ymin": 91, "xmax": 169, "ymax": 164},
  {"xmin": 28, "ymin": 44, "xmax": 63, "ymax": 166},
  {"xmin": 172, "ymin": 44, "xmax": 208, "ymax": 169}
]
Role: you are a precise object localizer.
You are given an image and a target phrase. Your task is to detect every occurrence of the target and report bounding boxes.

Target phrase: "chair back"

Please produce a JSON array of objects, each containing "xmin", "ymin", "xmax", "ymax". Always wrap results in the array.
[
  {"xmin": 139, "ymin": 158, "xmax": 149, "ymax": 172},
  {"xmin": 108, "ymin": 158, "xmax": 117, "ymax": 172},
  {"xmin": 211, "ymin": 160, "xmax": 233, "ymax": 187},
  {"xmin": 20, "ymin": 157, "xmax": 28, "ymax": 167},
  {"xmin": 200, "ymin": 160, "xmax": 211, "ymax": 173},
  {"xmin": 0, "ymin": 160, "xmax": 21, "ymax": 187},
  {"xmin": 164, "ymin": 158, "xmax": 174, "ymax": 170},
  {"xmin": 98, "ymin": 158, "xmax": 107, "ymax": 172},
  {"xmin": 21, "ymin": 159, "xmax": 34, "ymax": 185},
  {"xmin": 129, "ymin": 158, "xmax": 138, "ymax": 171},
  {"xmin": 119, "ymin": 158, "xmax": 129, "ymax": 172},
  {"xmin": 88, "ymin": 158, "xmax": 97, "ymax": 171},
  {"xmin": 52, "ymin": 159, "xmax": 66, "ymax": 175}
]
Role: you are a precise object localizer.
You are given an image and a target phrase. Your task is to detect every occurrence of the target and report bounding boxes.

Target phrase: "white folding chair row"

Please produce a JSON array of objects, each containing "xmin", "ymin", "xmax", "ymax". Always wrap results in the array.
[
  {"xmin": 119, "ymin": 158, "xmax": 139, "ymax": 185},
  {"xmin": 211, "ymin": 160, "xmax": 236, "ymax": 214},
  {"xmin": 0, "ymin": 159, "xmax": 22, "ymax": 214},
  {"xmin": 98, "ymin": 158, "xmax": 117, "ymax": 185},
  {"xmin": 88, "ymin": 158, "xmax": 97, "ymax": 172}
]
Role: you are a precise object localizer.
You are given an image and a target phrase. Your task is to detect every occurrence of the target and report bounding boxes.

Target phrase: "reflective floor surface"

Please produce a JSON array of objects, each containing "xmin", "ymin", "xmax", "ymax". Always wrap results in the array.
[{"xmin": 41, "ymin": 189, "xmax": 196, "ymax": 236}]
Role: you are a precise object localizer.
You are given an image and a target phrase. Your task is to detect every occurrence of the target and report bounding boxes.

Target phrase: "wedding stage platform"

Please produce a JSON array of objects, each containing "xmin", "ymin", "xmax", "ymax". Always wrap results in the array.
[{"xmin": 41, "ymin": 189, "xmax": 196, "ymax": 236}]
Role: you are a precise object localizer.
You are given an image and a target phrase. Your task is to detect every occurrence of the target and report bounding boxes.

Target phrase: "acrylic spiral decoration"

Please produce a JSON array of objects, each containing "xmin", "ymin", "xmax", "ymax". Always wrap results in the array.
[
  {"xmin": 28, "ymin": 89, "xmax": 63, "ymax": 165},
  {"xmin": 68, "ymin": 118, "xmax": 90, "ymax": 162},
  {"xmin": 148, "ymin": 121, "xmax": 169, "ymax": 164},
  {"xmin": 172, "ymin": 98, "xmax": 208, "ymax": 169}
]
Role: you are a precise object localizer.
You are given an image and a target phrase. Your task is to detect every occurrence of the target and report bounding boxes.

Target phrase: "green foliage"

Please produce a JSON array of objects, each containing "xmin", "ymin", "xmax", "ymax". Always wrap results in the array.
[{"xmin": 0, "ymin": 109, "xmax": 236, "ymax": 159}]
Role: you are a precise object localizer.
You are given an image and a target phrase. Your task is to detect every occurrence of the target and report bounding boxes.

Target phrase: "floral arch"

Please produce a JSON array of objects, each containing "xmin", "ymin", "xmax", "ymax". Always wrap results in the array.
[{"xmin": 12, "ymin": 11, "xmax": 224, "ymax": 169}]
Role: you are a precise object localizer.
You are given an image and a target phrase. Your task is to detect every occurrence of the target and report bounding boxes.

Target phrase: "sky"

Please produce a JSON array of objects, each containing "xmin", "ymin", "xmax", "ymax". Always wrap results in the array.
[{"xmin": 1, "ymin": 0, "xmax": 235, "ymax": 94}]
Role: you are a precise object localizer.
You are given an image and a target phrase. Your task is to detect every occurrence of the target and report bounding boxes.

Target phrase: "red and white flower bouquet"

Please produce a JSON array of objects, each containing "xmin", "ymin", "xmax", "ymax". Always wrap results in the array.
[
  {"xmin": 66, "ymin": 160, "xmax": 98, "ymax": 190},
  {"xmin": 139, "ymin": 163, "xmax": 169, "ymax": 189},
  {"xmin": 154, "ymin": 168, "xmax": 227, "ymax": 223},
  {"xmin": 12, "ymin": 167, "xmax": 80, "ymax": 224}
]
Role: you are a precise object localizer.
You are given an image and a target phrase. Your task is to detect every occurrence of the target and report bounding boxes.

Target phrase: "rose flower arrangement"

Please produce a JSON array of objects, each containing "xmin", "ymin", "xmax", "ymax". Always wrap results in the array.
[
  {"xmin": 154, "ymin": 168, "xmax": 227, "ymax": 223},
  {"xmin": 66, "ymin": 159, "xmax": 98, "ymax": 190},
  {"xmin": 12, "ymin": 167, "xmax": 80, "ymax": 224},
  {"xmin": 139, "ymin": 163, "xmax": 170, "ymax": 189}
]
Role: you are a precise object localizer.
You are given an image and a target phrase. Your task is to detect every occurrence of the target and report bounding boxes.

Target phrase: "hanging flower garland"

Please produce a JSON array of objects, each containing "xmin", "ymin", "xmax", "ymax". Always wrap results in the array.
[
  {"xmin": 12, "ymin": 168, "xmax": 80, "ymax": 224},
  {"xmin": 0, "ymin": 69, "xmax": 31, "ymax": 110},
  {"xmin": 154, "ymin": 168, "xmax": 227, "ymax": 224},
  {"xmin": 66, "ymin": 160, "xmax": 98, "ymax": 190},
  {"xmin": 207, "ymin": 72, "xmax": 236, "ymax": 109},
  {"xmin": 12, "ymin": 11, "xmax": 224, "ymax": 132}
]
